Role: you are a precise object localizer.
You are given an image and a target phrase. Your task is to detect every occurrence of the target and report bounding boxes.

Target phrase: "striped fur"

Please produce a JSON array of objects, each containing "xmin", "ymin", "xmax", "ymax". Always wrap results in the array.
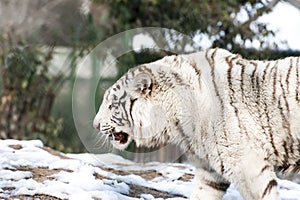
[{"xmin": 93, "ymin": 48, "xmax": 300, "ymax": 200}]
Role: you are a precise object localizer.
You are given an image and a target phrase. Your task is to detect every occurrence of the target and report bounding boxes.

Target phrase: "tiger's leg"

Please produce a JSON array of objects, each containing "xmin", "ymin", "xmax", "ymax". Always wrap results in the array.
[
  {"xmin": 229, "ymin": 149, "xmax": 280, "ymax": 200},
  {"xmin": 190, "ymin": 165, "xmax": 230, "ymax": 200}
]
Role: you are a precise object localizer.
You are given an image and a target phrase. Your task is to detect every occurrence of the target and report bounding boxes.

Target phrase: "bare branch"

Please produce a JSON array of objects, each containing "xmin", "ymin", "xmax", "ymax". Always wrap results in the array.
[{"xmin": 242, "ymin": 0, "xmax": 280, "ymax": 27}]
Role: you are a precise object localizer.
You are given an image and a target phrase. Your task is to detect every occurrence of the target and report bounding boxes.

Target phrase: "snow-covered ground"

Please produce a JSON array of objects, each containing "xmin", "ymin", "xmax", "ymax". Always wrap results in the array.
[{"xmin": 1, "ymin": 140, "xmax": 300, "ymax": 200}]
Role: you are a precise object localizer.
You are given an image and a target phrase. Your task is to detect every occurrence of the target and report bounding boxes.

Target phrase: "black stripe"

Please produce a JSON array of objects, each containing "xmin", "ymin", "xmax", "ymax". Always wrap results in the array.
[
  {"xmin": 267, "ymin": 123, "xmax": 279, "ymax": 156},
  {"xmin": 261, "ymin": 165, "xmax": 272, "ymax": 174},
  {"xmin": 255, "ymin": 66, "xmax": 261, "ymax": 103},
  {"xmin": 204, "ymin": 180, "xmax": 230, "ymax": 191},
  {"xmin": 272, "ymin": 61, "xmax": 279, "ymax": 101},
  {"xmin": 190, "ymin": 61, "xmax": 202, "ymax": 89},
  {"xmin": 119, "ymin": 91, "xmax": 127, "ymax": 100},
  {"xmin": 111, "ymin": 117, "xmax": 124, "ymax": 126},
  {"xmin": 262, "ymin": 63, "xmax": 271, "ymax": 82},
  {"xmin": 249, "ymin": 62, "xmax": 261, "ymax": 111},
  {"xmin": 296, "ymin": 57, "xmax": 300, "ymax": 102},
  {"xmin": 250, "ymin": 61, "xmax": 258, "ymax": 96},
  {"xmin": 258, "ymin": 63, "xmax": 272, "ymax": 140},
  {"xmin": 298, "ymin": 140, "xmax": 300, "ymax": 155},
  {"xmin": 262, "ymin": 61, "xmax": 279, "ymax": 156},
  {"xmin": 250, "ymin": 61, "xmax": 263, "ymax": 118},
  {"xmin": 279, "ymin": 74, "xmax": 292, "ymax": 129},
  {"xmin": 190, "ymin": 61, "xmax": 202, "ymax": 77},
  {"xmin": 205, "ymin": 49, "xmax": 226, "ymax": 175},
  {"xmin": 212, "ymin": 125, "xmax": 226, "ymax": 175},
  {"xmin": 286, "ymin": 58, "xmax": 294, "ymax": 94},
  {"xmin": 120, "ymin": 101, "xmax": 130, "ymax": 126},
  {"xmin": 279, "ymin": 74, "xmax": 290, "ymax": 112},
  {"xmin": 278, "ymin": 73, "xmax": 294, "ymax": 156},
  {"xmin": 282, "ymin": 140, "xmax": 290, "ymax": 165},
  {"xmin": 129, "ymin": 98, "xmax": 137, "ymax": 125},
  {"xmin": 174, "ymin": 118, "xmax": 193, "ymax": 152},
  {"xmin": 205, "ymin": 49, "xmax": 224, "ymax": 110},
  {"xmin": 141, "ymin": 65, "xmax": 155, "ymax": 79},
  {"xmin": 171, "ymin": 72, "xmax": 185, "ymax": 85},
  {"xmin": 226, "ymin": 55, "xmax": 246, "ymax": 138},
  {"xmin": 272, "ymin": 62, "xmax": 285, "ymax": 157},
  {"xmin": 237, "ymin": 60, "xmax": 246, "ymax": 99},
  {"xmin": 262, "ymin": 179, "xmax": 278, "ymax": 198}
]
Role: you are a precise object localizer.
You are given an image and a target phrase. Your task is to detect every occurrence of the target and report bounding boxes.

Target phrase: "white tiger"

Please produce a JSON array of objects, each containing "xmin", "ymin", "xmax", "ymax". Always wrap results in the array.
[{"xmin": 93, "ymin": 48, "xmax": 300, "ymax": 200}]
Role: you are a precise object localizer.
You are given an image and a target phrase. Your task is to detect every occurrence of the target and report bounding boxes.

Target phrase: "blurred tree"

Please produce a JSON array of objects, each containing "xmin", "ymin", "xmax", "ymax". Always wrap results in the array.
[
  {"xmin": 0, "ymin": 37, "xmax": 85, "ymax": 152},
  {"xmin": 0, "ymin": 0, "xmax": 98, "ymax": 152},
  {"xmin": 0, "ymin": 0, "xmax": 106, "ymax": 47},
  {"xmin": 1, "ymin": 0, "xmax": 295, "ymax": 55},
  {"xmin": 92, "ymin": 0, "xmax": 282, "ymax": 56}
]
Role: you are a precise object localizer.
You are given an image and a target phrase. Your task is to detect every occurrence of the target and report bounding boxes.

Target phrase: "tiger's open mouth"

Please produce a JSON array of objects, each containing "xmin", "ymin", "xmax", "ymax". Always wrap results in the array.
[
  {"xmin": 111, "ymin": 131, "xmax": 129, "ymax": 144},
  {"xmin": 106, "ymin": 129, "xmax": 129, "ymax": 144}
]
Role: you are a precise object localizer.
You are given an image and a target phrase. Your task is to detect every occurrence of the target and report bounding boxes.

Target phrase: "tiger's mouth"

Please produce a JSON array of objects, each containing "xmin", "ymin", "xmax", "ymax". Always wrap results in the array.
[
  {"xmin": 104, "ymin": 128, "xmax": 129, "ymax": 145},
  {"xmin": 110, "ymin": 131, "xmax": 129, "ymax": 144}
]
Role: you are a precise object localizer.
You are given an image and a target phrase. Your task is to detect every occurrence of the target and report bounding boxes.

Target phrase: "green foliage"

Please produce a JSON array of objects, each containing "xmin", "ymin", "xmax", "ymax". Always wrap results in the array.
[
  {"xmin": 0, "ymin": 38, "xmax": 85, "ymax": 152},
  {"xmin": 95, "ymin": 0, "xmax": 278, "ymax": 52},
  {"xmin": 238, "ymin": 48, "xmax": 300, "ymax": 60}
]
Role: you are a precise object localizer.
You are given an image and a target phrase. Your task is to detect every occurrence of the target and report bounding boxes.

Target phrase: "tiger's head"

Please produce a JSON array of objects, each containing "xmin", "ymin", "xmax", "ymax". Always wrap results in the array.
[
  {"xmin": 93, "ymin": 65, "xmax": 169, "ymax": 150},
  {"xmin": 93, "ymin": 55, "xmax": 207, "ymax": 151}
]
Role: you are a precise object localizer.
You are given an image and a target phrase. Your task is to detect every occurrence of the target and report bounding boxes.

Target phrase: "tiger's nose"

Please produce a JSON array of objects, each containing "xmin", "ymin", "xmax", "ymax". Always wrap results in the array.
[
  {"xmin": 93, "ymin": 122, "xmax": 100, "ymax": 130},
  {"xmin": 93, "ymin": 118, "xmax": 100, "ymax": 130}
]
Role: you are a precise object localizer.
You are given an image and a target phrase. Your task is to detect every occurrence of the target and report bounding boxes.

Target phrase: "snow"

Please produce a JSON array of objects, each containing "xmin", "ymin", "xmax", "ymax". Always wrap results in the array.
[{"xmin": 0, "ymin": 140, "xmax": 300, "ymax": 199}]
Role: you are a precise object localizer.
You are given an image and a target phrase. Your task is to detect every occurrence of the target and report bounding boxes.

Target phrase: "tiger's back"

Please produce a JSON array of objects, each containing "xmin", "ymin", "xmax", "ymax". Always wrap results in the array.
[{"xmin": 197, "ymin": 49, "xmax": 300, "ymax": 169}]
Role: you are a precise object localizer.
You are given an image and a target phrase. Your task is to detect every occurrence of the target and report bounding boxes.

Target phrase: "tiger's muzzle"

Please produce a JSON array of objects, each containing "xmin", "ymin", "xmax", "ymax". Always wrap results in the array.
[{"xmin": 94, "ymin": 123, "xmax": 129, "ymax": 145}]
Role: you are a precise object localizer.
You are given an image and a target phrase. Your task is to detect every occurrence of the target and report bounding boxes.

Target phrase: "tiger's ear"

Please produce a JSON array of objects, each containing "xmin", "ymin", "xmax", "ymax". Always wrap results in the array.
[{"xmin": 129, "ymin": 73, "xmax": 153, "ymax": 96}]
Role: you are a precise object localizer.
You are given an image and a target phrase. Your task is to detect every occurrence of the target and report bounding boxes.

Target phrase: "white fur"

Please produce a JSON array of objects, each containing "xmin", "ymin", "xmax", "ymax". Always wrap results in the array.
[{"xmin": 94, "ymin": 49, "xmax": 300, "ymax": 200}]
